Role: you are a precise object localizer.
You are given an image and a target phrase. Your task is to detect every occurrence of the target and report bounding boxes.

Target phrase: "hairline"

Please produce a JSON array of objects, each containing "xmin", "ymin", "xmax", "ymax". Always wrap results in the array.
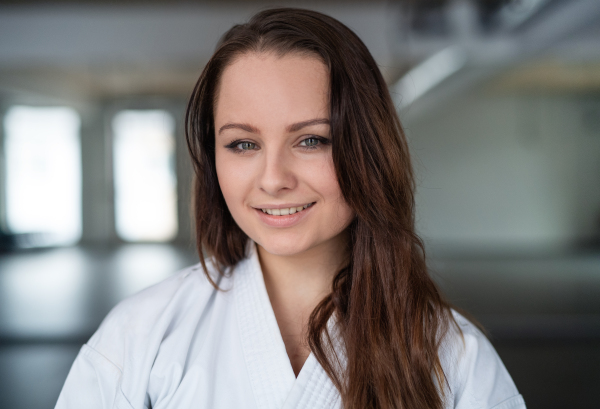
[{"xmin": 212, "ymin": 47, "xmax": 329, "ymax": 120}]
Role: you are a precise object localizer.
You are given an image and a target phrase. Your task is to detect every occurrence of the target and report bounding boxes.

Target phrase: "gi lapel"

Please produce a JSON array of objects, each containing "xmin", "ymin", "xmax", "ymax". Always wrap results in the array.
[
  {"xmin": 235, "ymin": 241, "xmax": 342, "ymax": 409},
  {"xmin": 281, "ymin": 353, "xmax": 342, "ymax": 409},
  {"xmin": 235, "ymin": 241, "xmax": 297, "ymax": 409}
]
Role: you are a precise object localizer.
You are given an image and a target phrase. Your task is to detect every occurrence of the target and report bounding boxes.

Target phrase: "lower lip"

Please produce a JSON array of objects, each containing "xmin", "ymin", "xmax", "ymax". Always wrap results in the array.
[{"xmin": 254, "ymin": 204, "xmax": 314, "ymax": 228}]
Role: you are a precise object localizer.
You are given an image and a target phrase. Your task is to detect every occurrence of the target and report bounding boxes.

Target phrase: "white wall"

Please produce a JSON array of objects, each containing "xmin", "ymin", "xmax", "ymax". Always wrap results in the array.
[{"xmin": 405, "ymin": 90, "xmax": 600, "ymax": 249}]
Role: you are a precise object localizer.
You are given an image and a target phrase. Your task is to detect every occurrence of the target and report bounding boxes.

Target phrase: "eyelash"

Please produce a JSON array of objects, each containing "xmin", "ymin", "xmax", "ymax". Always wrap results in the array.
[{"xmin": 224, "ymin": 136, "xmax": 331, "ymax": 154}]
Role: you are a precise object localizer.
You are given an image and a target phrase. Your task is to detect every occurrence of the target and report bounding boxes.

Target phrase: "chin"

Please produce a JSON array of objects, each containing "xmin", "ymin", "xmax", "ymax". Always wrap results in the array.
[{"xmin": 254, "ymin": 235, "xmax": 312, "ymax": 257}]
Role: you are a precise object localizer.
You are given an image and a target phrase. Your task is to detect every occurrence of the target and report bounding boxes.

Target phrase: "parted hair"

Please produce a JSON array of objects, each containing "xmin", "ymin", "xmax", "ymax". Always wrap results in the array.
[{"xmin": 185, "ymin": 7, "xmax": 458, "ymax": 409}]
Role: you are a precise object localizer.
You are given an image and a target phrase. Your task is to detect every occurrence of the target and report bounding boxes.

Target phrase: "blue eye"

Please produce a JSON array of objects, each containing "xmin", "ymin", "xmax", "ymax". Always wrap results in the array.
[
  {"xmin": 300, "ymin": 138, "xmax": 319, "ymax": 147},
  {"xmin": 225, "ymin": 140, "xmax": 258, "ymax": 153},
  {"xmin": 238, "ymin": 141, "xmax": 256, "ymax": 150},
  {"xmin": 298, "ymin": 135, "xmax": 331, "ymax": 150},
  {"xmin": 299, "ymin": 137, "xmax": 330, "ymax": 150}
]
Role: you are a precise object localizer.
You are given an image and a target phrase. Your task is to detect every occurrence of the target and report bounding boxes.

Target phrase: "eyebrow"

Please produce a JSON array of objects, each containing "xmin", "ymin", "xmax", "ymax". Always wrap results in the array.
[
  {"xmin": 217, "ymin": 118, "xmax": 330, "ymax": 135},
  {"xmin": 218, "ymin": 123, "xmax": 259, "ymax": 135},
  {"xmin": 287, "ymin": 118, "xmax": 330, "ymax": 133}
]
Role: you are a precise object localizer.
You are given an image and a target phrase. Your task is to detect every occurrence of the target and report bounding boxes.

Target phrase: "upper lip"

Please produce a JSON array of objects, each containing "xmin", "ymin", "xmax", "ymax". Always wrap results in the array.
[{"xmin": 252, "ymin": 202, "xmax": 315, "ymax": 210}]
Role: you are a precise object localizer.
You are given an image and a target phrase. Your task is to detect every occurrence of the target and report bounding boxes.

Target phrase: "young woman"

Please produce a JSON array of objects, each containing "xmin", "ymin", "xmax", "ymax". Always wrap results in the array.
[{"xmin": 56, "ymin": 8, "xmax": 526, "ymax": 409}]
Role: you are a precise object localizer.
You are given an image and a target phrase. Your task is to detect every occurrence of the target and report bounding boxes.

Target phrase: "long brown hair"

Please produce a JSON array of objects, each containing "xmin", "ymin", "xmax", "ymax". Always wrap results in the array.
[{"xmin": 185, "ymin": 8, "xmax": 457, "ymax": 409}]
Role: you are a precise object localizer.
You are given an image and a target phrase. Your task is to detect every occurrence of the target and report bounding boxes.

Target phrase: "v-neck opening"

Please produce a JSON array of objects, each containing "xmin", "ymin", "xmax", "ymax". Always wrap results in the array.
[{"xmin": 234, "ymin": 241, "xmax": 341, "ymax": 409}]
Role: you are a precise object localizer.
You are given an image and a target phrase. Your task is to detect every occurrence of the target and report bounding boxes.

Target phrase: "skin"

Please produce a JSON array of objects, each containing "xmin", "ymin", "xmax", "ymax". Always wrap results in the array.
[{"xmin": 214, "ymin": 52, "xmax": 355, "ymax": 376}]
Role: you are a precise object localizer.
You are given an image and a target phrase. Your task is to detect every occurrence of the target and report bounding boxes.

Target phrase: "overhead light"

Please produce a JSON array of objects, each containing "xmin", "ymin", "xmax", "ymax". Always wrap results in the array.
[{"xmin": 392, "ymin": 46, "xmax": 467, "ymax": 110}]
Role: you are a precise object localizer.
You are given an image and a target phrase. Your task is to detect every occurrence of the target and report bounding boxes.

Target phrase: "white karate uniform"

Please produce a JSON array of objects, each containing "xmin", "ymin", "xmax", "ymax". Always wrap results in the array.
[{"xmin": 55, "ymin": 242, "xmax": 526, "ymax": 409}]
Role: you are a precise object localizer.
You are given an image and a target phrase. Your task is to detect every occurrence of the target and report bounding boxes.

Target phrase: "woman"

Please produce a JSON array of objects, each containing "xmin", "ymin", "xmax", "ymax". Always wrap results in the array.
[{"xmin": 56, "ymin": 8, "xmax": 525, "ymax": 409}]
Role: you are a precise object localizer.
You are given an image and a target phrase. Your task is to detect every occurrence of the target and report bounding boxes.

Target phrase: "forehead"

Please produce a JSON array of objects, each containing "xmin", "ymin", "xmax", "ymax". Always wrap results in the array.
[{"xmin": 214, "ymin": 52, "xmax": 330, "ymax": 128}]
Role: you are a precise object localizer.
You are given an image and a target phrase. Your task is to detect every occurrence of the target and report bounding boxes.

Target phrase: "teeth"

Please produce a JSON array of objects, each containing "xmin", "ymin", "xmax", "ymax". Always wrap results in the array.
[{"xmin": 261, "ymin": 203, "xmax": 313, "ymax": 216}]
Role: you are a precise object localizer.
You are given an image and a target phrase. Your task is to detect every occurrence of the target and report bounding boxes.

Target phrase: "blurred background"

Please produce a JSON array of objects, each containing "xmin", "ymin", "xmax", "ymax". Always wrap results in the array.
[{"xmin": 0, "ymin": 0, "xmax": 599, "ymax": 407}]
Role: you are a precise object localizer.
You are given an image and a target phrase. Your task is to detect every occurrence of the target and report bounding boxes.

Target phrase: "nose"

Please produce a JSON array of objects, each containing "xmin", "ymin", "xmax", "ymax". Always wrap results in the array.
[{"xmin": 258, "ymin": 147, "xmax": 297, "ymax": 196}]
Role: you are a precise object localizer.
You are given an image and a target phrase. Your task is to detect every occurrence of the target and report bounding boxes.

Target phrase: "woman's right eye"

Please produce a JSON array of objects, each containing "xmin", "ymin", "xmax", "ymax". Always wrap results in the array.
[
  {"xmin": 225, "ymin": 140, "xmax": 258, "ymax": 153},
  {"xmin": 238, "ymin": 141, "xmax": 256, "ymax": 150}
]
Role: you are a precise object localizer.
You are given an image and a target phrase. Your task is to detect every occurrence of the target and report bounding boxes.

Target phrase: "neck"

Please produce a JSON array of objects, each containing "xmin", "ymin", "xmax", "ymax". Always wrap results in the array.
[
  {"xmin": 256, "ymin": 233, "xmax": 348, "ymax": 376},
  {"xmin": 257, "ymin": 234, "xmax": 348, "ymax": 311}
]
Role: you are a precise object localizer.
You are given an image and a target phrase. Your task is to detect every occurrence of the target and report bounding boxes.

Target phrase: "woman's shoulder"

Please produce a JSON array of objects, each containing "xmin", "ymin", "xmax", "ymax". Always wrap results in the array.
[
  {"xmin": 56, "ymin": 259, "xmax": 237, "ymax": 408},
  {"xmin": 86, "ymin": 259, "xmax": 226, "ymax": 370},
  {"xmin": 441, "ymin": 310, "xmax": 497, "ymax": 374},
  {"xmin": 440, "ymin": 310, "xmax": 526, "ymax": 409}
]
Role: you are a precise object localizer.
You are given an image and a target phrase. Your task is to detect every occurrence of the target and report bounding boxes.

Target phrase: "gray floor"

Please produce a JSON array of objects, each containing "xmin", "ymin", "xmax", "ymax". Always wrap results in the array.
[
  {"xmin": 432, "ymin": 248, "xmax": 600, "ymax": 409},
  {"xmin": 1, "ymin": 244, "xmax": 599, "ymax": 408}
]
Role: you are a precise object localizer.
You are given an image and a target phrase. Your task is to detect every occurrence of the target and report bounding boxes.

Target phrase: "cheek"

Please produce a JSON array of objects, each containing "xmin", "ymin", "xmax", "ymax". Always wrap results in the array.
[
  {"xmin": 215, "ymin": 152, "xmax": 247, "ymax": 212},
  {"xmin": 312, "ymin": 157, "xmax": 354, "ymax": 225},
  {"xmin": 319, "ymin": 164, "xmax": 342, "ymax": 199}
]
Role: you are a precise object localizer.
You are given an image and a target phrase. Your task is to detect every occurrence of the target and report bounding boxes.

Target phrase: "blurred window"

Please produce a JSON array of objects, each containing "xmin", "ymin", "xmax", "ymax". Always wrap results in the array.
[
  {"xmin": 112, "ymin": 110, "xmax": 178, "ymax": 242},
  {"xmin": 3, "ymin": 106, "xmax": 82, "ymax": 245}
]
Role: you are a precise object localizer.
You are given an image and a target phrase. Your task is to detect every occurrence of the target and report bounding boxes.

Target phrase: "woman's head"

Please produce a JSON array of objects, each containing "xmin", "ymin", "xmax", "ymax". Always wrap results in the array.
[
  {"xmin": 214, "ymin": 52, "xmax": 354, "ymax": 258},
  {"xmin": 187, "ymin": 7, "xmax": 415, "ymax": 265},
  {"xmin": 186, "ymin": 8, "xmax": 453, "ymax": 409}
]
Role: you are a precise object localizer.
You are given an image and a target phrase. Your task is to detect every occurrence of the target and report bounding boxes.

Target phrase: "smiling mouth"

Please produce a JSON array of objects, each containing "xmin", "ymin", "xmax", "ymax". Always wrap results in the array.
[{"xmin": 259, "ymin": 203, "xmax": 315, "ymax": 216}]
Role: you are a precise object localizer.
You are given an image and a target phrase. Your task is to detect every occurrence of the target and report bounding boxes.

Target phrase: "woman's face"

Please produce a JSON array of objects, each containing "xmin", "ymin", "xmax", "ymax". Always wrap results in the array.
[{"xmin": 214, "ymin": 52, "xmax": 354, "ymax": 257}]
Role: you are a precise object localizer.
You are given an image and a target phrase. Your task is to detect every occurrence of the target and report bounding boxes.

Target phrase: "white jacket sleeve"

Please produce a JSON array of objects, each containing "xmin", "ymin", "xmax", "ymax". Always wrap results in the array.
[
  {"xmin": 55, "ymin": 345, "xmax": 133, "ymax": 409},
  {"xmin": 443, "ymin": 312, "xmax": 526, "ymax": 409}
]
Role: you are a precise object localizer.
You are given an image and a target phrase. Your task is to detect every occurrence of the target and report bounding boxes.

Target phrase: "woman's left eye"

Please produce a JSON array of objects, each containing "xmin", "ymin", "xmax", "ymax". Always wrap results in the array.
[
  {"xmin": 300, "ymin": 138, "xmax": 319, "ymax": 147},
  {"xmin": 299, "ymin": 137, "xmax": 328, "ymax": 149}
]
